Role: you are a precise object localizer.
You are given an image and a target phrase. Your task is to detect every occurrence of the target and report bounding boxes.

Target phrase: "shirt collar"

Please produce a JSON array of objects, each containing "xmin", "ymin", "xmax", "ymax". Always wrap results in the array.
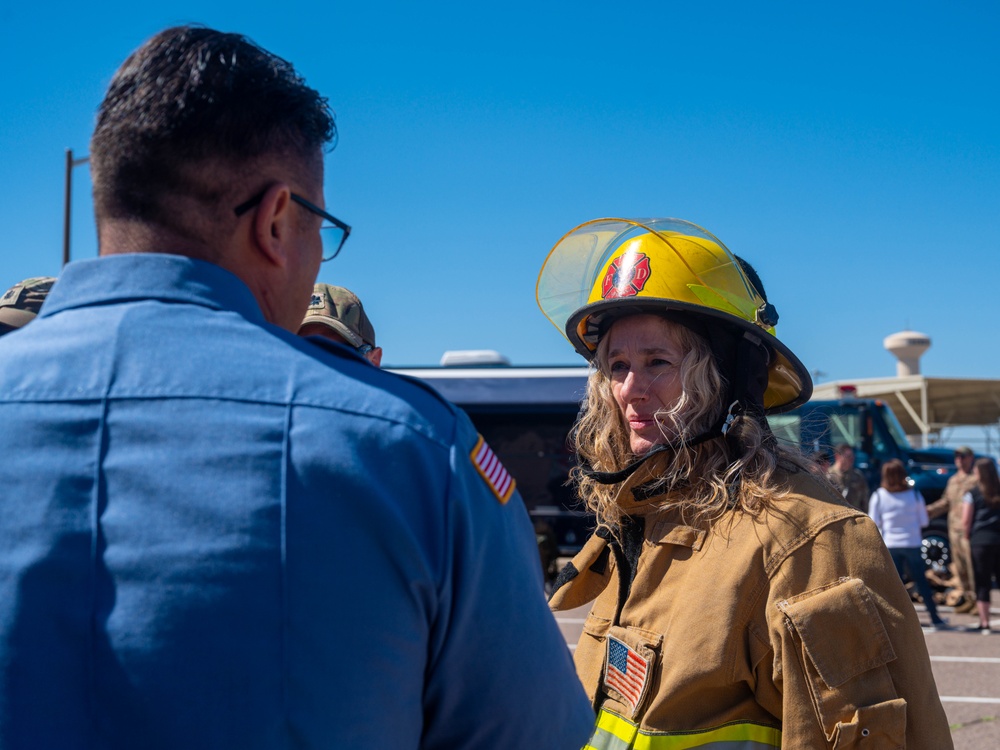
[{"xmin": 42, "ymin": 253, "xmax": 266, "ymax": 325}]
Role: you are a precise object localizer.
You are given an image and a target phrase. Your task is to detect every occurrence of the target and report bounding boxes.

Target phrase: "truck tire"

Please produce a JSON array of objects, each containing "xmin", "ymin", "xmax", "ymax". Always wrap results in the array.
[{"xmin": 921, "ymin": 533, "xmax": 950, "ymax": 577}]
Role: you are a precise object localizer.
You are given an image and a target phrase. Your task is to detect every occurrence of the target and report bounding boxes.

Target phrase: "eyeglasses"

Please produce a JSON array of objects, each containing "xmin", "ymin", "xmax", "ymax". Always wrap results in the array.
[
  {"xmin": 356, "ymin": 343, "xmax": 374, "ymax": 357},
  {"xmin": 234, "ymin": 190, "xmax": 351, "ymax": 261}
]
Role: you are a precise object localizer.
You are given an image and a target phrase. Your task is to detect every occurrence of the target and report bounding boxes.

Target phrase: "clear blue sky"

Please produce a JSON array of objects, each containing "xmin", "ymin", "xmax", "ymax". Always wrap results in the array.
[{"xmin": 2, "ymin": 1, "xmax": 998, "ymax": 379}]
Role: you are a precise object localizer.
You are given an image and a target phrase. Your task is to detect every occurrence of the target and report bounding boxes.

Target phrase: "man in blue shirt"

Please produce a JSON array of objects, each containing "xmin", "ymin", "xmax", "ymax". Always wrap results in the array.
[{"xmin": 0, "ymin": 26, "xmax": 592, "ymax": 749}]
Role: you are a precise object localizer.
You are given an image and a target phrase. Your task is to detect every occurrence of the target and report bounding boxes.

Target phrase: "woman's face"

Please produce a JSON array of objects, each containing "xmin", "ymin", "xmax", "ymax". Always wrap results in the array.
[{"xmin": 605, "ymin": 314, "xmax": 687, "ymax": 455}]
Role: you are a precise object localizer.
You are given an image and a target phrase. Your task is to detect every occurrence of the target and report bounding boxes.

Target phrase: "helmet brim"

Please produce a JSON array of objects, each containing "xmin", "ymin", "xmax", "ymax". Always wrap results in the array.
[{"xmin": 567, "ymin": 298, "xmax": 812, "ymax": 414}]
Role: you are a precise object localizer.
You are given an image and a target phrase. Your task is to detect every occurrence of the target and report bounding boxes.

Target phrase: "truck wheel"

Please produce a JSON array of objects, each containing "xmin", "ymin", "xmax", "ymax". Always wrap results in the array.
[{"xmin": 921, "ymin": 533, "xmax": 950, "ymax": 576}]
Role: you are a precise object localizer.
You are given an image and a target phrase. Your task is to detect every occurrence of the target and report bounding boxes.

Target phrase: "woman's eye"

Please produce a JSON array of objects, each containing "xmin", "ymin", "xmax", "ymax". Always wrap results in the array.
[
  {"xmin": 609, "ymin": 361, "xmax": 628, "ymax": 374},
  {"xmin": 650, "ymin": 358, "xmax": 672, "ymax": 367}
]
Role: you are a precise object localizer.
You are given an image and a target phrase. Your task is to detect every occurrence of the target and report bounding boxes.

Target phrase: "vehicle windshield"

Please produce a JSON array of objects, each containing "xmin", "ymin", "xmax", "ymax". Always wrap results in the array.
[{"xmin": 878, "ymin": 402, "xmax": 912, "ymax": 450}]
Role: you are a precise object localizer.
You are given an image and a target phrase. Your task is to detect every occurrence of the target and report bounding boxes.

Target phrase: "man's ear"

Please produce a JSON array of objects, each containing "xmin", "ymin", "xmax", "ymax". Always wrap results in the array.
[{"xmin": 251, "ymin": 183, "xmax": 295, "ymax": 268}]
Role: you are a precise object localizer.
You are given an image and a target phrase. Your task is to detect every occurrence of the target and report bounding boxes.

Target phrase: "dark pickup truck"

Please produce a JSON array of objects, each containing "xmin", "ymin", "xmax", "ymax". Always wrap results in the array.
[{"xmin": 767, "ymin": 393, "xmax": 957, "ymax": 573}]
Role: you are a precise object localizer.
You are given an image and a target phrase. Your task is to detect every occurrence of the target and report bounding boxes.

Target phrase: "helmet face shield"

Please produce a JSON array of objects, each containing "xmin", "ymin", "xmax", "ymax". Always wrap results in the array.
[
  {"xmin": 537, "ymin": 218, "xmax": 768, "ymax": 344},
  {"xmin": 536, "ymin": 217, "xmax": 812, "ymax": 413}
]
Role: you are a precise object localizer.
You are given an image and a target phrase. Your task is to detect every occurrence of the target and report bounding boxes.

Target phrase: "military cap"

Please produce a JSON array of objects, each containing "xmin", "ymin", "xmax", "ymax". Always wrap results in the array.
[
  {"xmin": 0, "ymin": 276, "xmax": 56, "ymax": 334},
  {"xmin": 300, "ymin": 284, "xmax": 376, "ymax": 348}
]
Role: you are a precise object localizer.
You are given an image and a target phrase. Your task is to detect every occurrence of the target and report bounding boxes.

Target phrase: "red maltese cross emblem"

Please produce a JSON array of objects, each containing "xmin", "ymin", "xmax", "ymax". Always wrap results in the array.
[{"xmin": 601, "ymin": 253, "xmax": 651, "ymax": 299}]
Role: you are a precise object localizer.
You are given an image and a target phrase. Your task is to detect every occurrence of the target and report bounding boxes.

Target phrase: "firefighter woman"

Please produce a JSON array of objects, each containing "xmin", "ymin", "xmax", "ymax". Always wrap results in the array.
[{"xmin": 537, "ymin": 218, "xmax": 952, "ymax": 749}]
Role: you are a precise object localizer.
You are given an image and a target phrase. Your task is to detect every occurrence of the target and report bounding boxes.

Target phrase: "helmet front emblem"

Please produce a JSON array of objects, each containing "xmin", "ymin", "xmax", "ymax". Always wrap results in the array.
[{"xmin": 601, "ymin": 253, "xmax": 651, "ymax": 299}]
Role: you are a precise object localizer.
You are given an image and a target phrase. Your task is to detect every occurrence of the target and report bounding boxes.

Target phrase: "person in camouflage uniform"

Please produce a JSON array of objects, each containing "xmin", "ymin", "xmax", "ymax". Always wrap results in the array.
[
  {"xmin": 827, "ymin": 443, "xmax": 870, "ymax": 513},
  {"xmin": 927, "ymin": 446, "xmax": 979, "ymax": 613}
]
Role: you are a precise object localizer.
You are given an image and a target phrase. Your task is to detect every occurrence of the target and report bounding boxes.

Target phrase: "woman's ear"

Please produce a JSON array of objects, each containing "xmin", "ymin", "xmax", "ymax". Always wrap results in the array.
[{"xmin": 251, "ymin": 183, "xmax": 294, "ymax": 268}]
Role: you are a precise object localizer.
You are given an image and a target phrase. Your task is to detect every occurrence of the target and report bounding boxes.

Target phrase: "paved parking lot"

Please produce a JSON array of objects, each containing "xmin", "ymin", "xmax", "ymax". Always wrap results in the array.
[
  {"xmin": 922, "ymin": 591, "xmax": 1000, "ymax": 749},
  {"xmin": 553, "ymin": 590, "xmax": 1000, "ymax": 748}
]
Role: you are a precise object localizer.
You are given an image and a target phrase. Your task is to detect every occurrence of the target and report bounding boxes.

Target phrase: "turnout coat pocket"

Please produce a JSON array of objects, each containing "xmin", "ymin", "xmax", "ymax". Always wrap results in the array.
[{"xmin": 777, "ymin": 577, "xmax": 905, "ymax": 748}]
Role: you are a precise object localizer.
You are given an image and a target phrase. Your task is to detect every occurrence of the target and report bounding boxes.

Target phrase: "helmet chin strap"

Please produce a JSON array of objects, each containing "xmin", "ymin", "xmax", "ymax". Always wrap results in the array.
[
  {"xmin": 722, "ymin": 331, "xmax": 771, "ymax": 452},
  {"xmin": 579, "ymin": 413, "xmax": 728, "ymax": 485},
  {"xmin": 580, "ymin": 331, "xmax": 772, "ymax": 487}
]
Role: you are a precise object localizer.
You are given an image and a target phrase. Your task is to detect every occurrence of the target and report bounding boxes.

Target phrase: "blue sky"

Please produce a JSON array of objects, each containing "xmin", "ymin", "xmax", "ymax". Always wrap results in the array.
[{"xmin": 1, "ymin": 1, "xmax": 998, "ymax": 381}]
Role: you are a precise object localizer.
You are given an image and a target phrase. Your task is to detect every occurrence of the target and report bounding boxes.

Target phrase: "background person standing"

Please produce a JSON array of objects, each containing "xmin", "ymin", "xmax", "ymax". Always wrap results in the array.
[
  {"xmin": 869, "ymin": 459, "xmax": 950, "ymax": 630},
  {"xmin": 962, "ymin": 458, "xmax": 1000, "ymax": 634},
  {"xmin": 928, "ymin": 446, "xmax": 979, "ymax": 613},
  {"xmin": 299, "ymin": 283, "xmax": 382, "ymax": 366},
  {"xmin": 0, "ymin": 276, "xmax": 55, "ymax": 337},
  {"xmin": 827, "ymin": 442, "xmax": 870, "ymax": 513}
]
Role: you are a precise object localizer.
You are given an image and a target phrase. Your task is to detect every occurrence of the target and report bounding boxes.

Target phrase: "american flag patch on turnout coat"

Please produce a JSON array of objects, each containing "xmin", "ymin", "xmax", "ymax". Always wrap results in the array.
[
  {"xmin": 604, "ymin": 635, "xmax": 649, "ymax": 715},
  {"xmin": 470, "ymin": 435, "xmax": 516, "ymax": 504}
]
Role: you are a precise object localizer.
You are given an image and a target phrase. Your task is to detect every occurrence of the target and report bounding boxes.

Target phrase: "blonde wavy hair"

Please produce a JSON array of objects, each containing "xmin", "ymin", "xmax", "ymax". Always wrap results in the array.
[{"xmin": 571, "ymin": 315, "xmax": 802, "ymax": 531}]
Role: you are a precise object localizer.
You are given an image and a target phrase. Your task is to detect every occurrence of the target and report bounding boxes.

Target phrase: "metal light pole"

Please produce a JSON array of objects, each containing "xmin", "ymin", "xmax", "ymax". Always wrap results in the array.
[{"xmin": 62, "ymin": 149, "xmax": 90, "ymax": 267}]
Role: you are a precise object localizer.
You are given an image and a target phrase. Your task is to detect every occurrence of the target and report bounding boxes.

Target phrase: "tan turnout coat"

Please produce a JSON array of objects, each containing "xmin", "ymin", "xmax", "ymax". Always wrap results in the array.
[{"xmin": 551, "ymin": 466, "xmax": 953, "ymax": 749}]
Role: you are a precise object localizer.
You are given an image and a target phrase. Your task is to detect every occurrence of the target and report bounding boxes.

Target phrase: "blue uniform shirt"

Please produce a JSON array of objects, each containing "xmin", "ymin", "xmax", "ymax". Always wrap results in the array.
[{"xmin": 0, "ymin": 254, "xmax": 593, "ymax": 749}]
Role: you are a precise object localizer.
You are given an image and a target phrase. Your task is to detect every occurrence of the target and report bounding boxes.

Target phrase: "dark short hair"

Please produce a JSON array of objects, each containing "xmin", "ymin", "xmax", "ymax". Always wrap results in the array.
[
  {"xmin": 833, "ymin": 442, "xmax": 854, "ymax": 456},
  {"xmin": 90, "ymin": 25, "xmax": 336, "ymax": 233}
]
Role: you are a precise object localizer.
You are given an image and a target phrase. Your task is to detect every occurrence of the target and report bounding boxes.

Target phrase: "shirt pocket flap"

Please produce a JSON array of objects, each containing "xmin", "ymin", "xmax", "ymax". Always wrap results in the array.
[{"xmin": 778, "ymin": 577, "xmax": 896, "ymax": 688}]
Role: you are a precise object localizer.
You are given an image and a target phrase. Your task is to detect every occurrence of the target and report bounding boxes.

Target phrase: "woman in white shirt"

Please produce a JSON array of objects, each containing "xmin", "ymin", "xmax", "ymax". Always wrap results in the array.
[{"xmin": 869, "ymin": 458, "xmax": 949, "ymax": 629}]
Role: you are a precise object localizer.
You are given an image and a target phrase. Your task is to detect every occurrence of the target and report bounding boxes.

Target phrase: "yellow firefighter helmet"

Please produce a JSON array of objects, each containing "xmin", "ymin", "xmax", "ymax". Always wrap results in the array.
[{"xmin": 536, "ymin": 217, "xmax": 811, "ymax": 413}]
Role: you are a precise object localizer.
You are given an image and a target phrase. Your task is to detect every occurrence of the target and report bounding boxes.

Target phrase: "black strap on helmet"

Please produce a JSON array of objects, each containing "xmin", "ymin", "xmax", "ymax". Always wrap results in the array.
[
  {"xmin": 579, "ymin": 412, "xmax": 728, "ymax": 485},
  {"xmin": 712, "ymin": 329, "xmax": 773, "ymax": 458}
]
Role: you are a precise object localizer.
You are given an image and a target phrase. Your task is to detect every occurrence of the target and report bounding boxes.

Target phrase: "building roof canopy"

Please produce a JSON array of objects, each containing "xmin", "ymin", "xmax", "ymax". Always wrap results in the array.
[{"xmin": 811, "ymin": 376, "xmax": 1000, "ymax": 437}]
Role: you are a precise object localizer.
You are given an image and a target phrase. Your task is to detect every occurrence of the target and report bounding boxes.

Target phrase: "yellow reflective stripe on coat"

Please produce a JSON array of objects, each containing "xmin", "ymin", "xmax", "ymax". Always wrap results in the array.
[{"xmin": 585, "ymin": 710, "xmax": 781, "ymax": 750}]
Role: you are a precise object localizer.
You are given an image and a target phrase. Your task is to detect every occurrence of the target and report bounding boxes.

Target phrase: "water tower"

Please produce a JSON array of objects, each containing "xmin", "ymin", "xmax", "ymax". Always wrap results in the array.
[{"xmin": 883, "ymin": 330, "xmax": 931, "ymax": 376}]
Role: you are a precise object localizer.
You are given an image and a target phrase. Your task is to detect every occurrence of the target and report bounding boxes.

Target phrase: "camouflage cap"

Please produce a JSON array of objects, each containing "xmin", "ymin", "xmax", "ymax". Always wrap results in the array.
[
  {"xmin": 300, "ymin": 284, "xmax": 376, "ymax": 348},
  {"xmin": 0, "ymin": 276, "xmax": 56, "ymax": 333},
  {"xmin": 955, "ymin": 445, "xmax": 974, "ymax": 457}
]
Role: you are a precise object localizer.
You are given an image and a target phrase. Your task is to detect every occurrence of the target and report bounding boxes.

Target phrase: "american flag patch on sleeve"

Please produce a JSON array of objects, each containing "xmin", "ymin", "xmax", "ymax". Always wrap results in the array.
[
  {"xmin": 470, "ymin": 435, "xmax": 516, "ymax": 504},
  {"xmin": 604, "ymin": 636, "xmax": 649, "ymax": 716}
]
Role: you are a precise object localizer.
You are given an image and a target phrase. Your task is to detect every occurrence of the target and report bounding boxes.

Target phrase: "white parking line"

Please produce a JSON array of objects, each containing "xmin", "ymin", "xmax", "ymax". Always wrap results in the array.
[
  {"xmin": 939, "ymin": 696, "xmax": 1000, "ymax": 704},
  {"xmin": 931, "ymin": 656, "xmax": 1000, "ymax": 664}
]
